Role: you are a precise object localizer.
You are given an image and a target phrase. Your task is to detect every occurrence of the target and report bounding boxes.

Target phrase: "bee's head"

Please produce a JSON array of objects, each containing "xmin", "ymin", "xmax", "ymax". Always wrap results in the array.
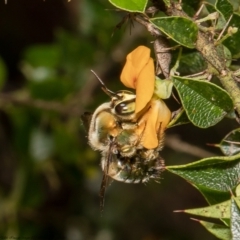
[{"xmin": 91, "ymin": 70, "xmax": 136, "ymax": 121}]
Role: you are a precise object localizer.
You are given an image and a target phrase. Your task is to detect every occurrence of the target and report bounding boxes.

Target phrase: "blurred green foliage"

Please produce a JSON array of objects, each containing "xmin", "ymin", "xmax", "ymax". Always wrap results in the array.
[{"xmin": 0, "ymin": 0, "xmax": 237, "ymax": 239}]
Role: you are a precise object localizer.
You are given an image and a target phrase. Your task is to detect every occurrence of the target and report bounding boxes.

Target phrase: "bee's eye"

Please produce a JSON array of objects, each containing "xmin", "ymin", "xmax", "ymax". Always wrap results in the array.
[{"xmin": 115, "ymin": 100, "xmax": 135, "ymax": 115}]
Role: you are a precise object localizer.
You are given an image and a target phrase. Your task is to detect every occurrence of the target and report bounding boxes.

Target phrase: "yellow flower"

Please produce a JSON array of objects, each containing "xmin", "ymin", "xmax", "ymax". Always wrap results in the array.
[
  {"xmin": 120, "ymin": 46, "xmax": 171, "ymax": 149},
  {"xmin": 120, "ymin": 46, "xmax": 155, "ymax": 114},
  {"xmin": 140, "ymin": 98, "xmax": 171, "ymax": 149}
]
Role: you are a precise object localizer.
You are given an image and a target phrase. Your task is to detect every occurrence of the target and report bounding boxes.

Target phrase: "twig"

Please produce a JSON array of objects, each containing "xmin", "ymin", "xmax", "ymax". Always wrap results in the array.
[
  {"xmin": 169, "ymin": 3, "xmax": 240, "ymax": 117},
  {"xmin": 165, "ymin": 134, "xmax": 216, "ymax": 158},
  {"xmin": 65, "ymin": 23, "xmax": 146, "ymax": 115},
  {"xmin": 0, "ymin": 24, "xmax": 145, "ymax": 116},
  {"xmin": 134, "ymin": 15, "xmax": 162, "ymax": 37},
  {"xmin": 0, "ymin": 92, "xmax": 75, "ymax": 115},
  {"xmin": 135, "ymin": 3, "xmax": 240, "ymax": 118}
]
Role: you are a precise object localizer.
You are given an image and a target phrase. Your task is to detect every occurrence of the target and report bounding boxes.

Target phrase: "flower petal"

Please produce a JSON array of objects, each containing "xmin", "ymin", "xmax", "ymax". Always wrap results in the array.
[
  {"xmin": 130, "ymin": 46, "xmax": 151, "ymax": 73},
  {"xmin": 120, "ymin": 56, "xmax": 136, "ymax": 88},
  {"xmin": 120, "ymin": 46, "xmax": 152, "ymax": 89},
  {"xmin": 141, "ymin": 99, "xmax": 171, "ymax": 149},
  {"xmin": 135, "ymin": 58, "xmax": 155, "ymax": 113}
]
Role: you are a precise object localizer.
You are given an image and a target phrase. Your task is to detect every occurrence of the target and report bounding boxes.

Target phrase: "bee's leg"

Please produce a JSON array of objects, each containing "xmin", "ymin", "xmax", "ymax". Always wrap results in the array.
[{"xmin": 156, "ymin": 122, "xmax": 165, "ymax": 151}]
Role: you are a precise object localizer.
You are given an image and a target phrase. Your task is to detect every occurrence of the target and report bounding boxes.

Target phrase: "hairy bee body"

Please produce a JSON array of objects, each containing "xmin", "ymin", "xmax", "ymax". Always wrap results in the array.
[
  {"xmin": 82, "ymin": 72, "xmax": 167, "ymax": 210},
  {"xmin": 101, "ymin": 150, "xmax": 164, "ymax": 183},
  {"xmin": 87, "ymin": 102, "xmax": 121, "ymax": 152},
  {"xmin": 84, "ymin": 89, "xmax": 165, "ymax": 182}
]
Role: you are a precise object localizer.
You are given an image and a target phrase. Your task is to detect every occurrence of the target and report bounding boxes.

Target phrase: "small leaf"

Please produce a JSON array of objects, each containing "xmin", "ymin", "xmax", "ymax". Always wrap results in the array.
[
  {"xmin": 185, "ymin": 198, "xmax": 233, "ymax": 219},
  {"xmin": 198, "ymin": 187, "xmax": 231, "ymax": 205},
  {"xmin": 223, "ymin": 13, "xmax": 240, "ymax": 56},
  {"xmin": 216, "ymin": 0, "xmax": 233, "ymax": 21},
  {"xmin": 234, "ymin": 195, "xmax": 240, "ymax": 209},
  {"xmin": 181, "ymin": 1, "xmax": 199, "ymax": 17},
  {"xmin": 235, "ymin": 184, "xmax": 240, "ymax": 197},
  {"xmin": 204, "ymin": 1, "xmax": 229, "ymax": 30},
  {"xmin": 154, "ymin": 78, "xmax": 173, "ymax": 99},
  {"xmin": 178, "ymin": 51, "xmax": 207, "ymax": 75},
  {"xmin": 228, "ymin": 0, "xmax": 240, "ymax": 11},
  {"xmin": 223, "ymin": 46, "xmax": 232, "ymax": 67},
  {"xmin": 168, "ymin": 108, "xmax": 189, "ymax": 128},
  {"xmin": 163, "ymin": 0, "xmax": 170, "ymax": 7},
  {"xmin": 193, "ymin": 186, "xmax": 231, "ymax": 228},
  {"xmin": 172, "ymin": 76, "xmax": 233, "ymax": 128},
  {"xmin": 199, "ymin": 220, "xmax": 231, "ymax": 240},
  {"xmin": 109, "ymin": 0, "xmax": 147, "ymax": 12},
  {"xmin": 150, "ymin": 17, "xmax": 198, "ymax": 48},
  {"xmin": 205, "ymin": 1, "xmax": 217, "ymax": 13},
  {"xmin": 231, "ymin": 198, "xmax": 240, "ymax": 239},
  {"xmin": 219, "ymin": 128, "xmax": 240, "ymax": 156},
  {"xmin": 166, "ymin": 154, "xmax": 240, "ymax": 192},
  {"xmin": 29, "ymin": 78, "xmax": 74, "ymax": 100},
  {"xmin": 22, "ymin": 44, "xmax": 61, "ymax": 68}
]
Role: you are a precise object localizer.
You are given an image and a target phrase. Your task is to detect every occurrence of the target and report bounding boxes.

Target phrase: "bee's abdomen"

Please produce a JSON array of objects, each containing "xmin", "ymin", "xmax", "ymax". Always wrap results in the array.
[{"xmin": 103, "ymin": 151, "xmax": 165, "ymax": 183}]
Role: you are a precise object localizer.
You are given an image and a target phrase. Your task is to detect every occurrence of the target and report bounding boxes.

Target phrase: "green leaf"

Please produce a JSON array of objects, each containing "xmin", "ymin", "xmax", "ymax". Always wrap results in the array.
[
  {"xmin": 223, "ymin": 13, "xmax": 240, "ymax": 57},
  {"xmin": 236, "ymin": 184, "xmax": 240, "ymax": 197},
  {"xmin": 163, "ymin": 0, "xmax": 170, "ymax": 7},
  {"xmin": 29, "ymin": 78, "xmax": 74, "ymax": 100},
  {"xmin": 22, "ymin": 44, "xmax": 61, "ymax": 68},
  {"xmin": 108, "ymin": 0, "xmax": 147, "ymax": 12},
  {"xmin": 181, "ymin": 0, "xmax": 200, "ymax": 17},
  {"xmin": 185, "ymin": 198, "xmax": 234, "ymax": 219},
  {"xmin": 219, "ymin": 128, "xmax": 240, "ymax": 156},
  {"xmin": 204, "ymin": 0, "xmax": 217, "ymax": 12},
  {"xmin": 231, "ymin": 198, "xmax": 240, "ymax": 239},
  {"xmin": 166, "ymin": 154, "xmax": 240, "ymax": 192},
  {"xmin": 195, "ymin": 190, "xmax": 230, "ymax": 226},
  {"xmin": 199, "ymin": 221, "xmax": 231, "ymax": 240},
  {"xmin": 204, "ymin": 1, "xmax": 227, "ymax": 30},
  {"xmin": 172, "ymin": 76, "xmax": 233, "ymax": 128},
  {"xmin": 168, "ymin": 108, "xmax": 189, "ymax": 128},
  {"xmin": 178, "ymin": 51, "xmax": 207, "ymax": 75},
  {"xmin": 198, "ymin": 187, "xmax": 231, "ymax": 205},
  {"xmin": 154, "ymin": 78, "xmax": 173, "ymax": 99},
  {"xmin": 150, "ymin": 17, "xmax": 198, "ymax": 48},
  {"xmin": 228, "ymin": 0, "xmax": 240, "ymax": 11},
  {"xmin": 223, "ymin": 46, "xmax": 232, "ymax": 67},
  {"xmin": 234, "ymin": 194, "xmax": 240, "ymax": 209},
  {"xmin": 216, "ymin": 0, "xmax": 233, "ymax": 21}
]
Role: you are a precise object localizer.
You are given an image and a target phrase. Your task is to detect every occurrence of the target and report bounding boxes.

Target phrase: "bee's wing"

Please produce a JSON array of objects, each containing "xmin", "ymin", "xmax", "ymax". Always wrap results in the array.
[
  {"xmin": 99, "ymin": 140, "xmax": 115, "ymax": 212},
  {"xmin": 81, "ymin": 112, "xmax": 93, "ymax": 132},
  {"xmin": 99, "ymin": 171, "xmax": 109, "ymax": 213}
]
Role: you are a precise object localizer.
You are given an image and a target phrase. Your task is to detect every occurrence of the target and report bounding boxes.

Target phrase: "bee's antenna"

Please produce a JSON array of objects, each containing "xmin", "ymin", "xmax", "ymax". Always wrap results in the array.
[
  {"xmin": 91, "ymin": 70, "xmax": 107, "ymax": 88},
  {"xmin": 91, "ymin": 70, "xmax": 120, "ymax": 98}
]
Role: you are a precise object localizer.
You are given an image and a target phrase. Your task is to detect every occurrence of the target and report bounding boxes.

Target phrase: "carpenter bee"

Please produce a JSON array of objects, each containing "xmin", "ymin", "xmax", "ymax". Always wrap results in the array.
[{"xmin": 81, "ymin": 71, "xmax": 166, "ymax": 211}]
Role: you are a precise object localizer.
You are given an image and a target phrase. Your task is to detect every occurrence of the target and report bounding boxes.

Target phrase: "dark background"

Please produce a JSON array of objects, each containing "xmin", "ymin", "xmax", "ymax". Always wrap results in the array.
[{"xmin": 0, "ymin": 0, "xmax": 237, "ymax": 239}]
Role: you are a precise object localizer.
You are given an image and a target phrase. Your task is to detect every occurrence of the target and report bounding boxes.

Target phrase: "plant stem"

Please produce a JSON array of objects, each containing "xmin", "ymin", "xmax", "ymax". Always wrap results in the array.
[
  {"xmin": 219, "ymin": 72, "xmax": 240, "ymax": 115},
  {"xmin": 165, "ymin": 2, "xmax": 240, "ymax": 117}
]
